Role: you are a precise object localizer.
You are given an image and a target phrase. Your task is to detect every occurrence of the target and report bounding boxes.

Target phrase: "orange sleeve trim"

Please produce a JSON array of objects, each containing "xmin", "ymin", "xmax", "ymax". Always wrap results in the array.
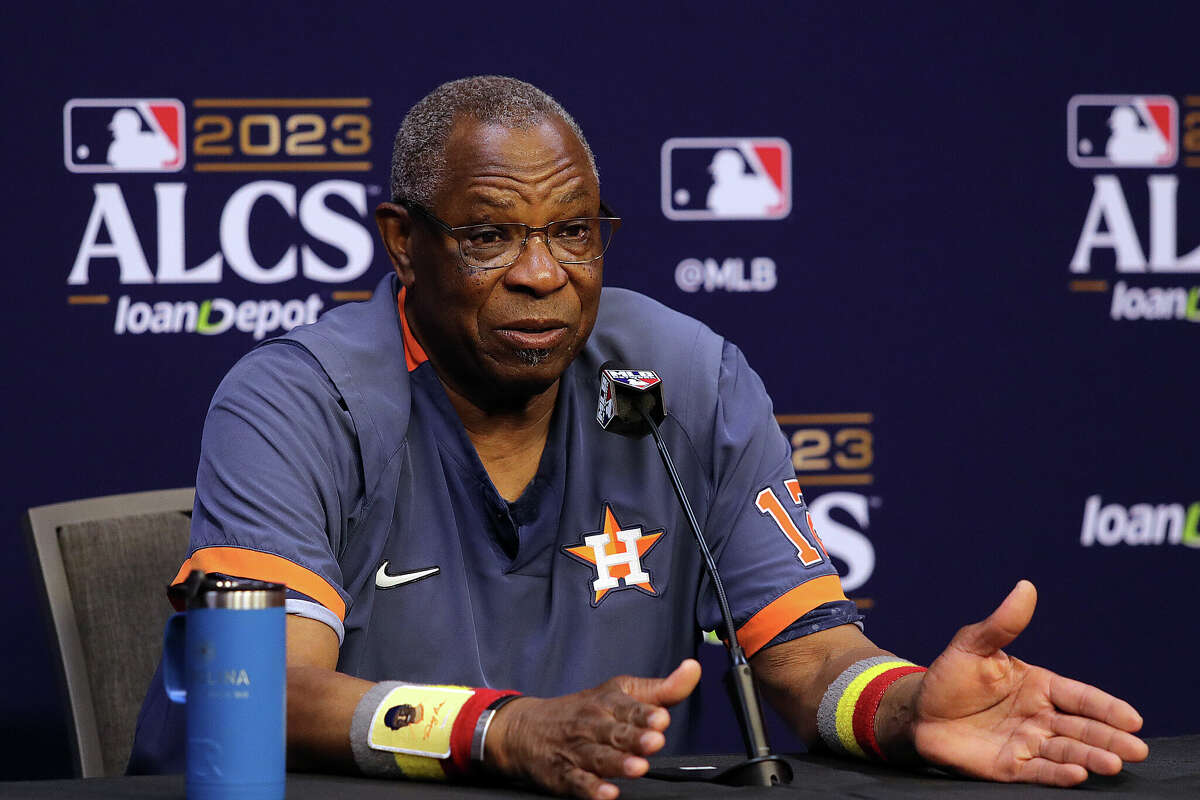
[
  {"xmin": 171, "ymin": 546, "xmax": 347, "ymax": 621},
  {"xmin": 396, "ymin": 287, "xmax": 428, "ymax": 372},
  {"xmin": 737, "ymin": 574, "xmax": 848, "ymax": 658}
]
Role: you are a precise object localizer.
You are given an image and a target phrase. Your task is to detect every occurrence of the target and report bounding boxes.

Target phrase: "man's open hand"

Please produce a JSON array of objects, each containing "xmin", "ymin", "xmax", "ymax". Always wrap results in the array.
[
  {"xmin": 484, "ymin": 659, "xmax": 702, "ymax": 800},
  {"xmin": 913, "ymin": 580, "xmax": 1149, "ymax": 785}
]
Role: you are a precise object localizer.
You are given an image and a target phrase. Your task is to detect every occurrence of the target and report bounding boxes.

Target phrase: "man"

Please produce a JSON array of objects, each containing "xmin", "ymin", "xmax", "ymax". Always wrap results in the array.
[
  {"xmin": 383, "ymin": 703, "xmax": 423, "ymax": 730},
  {"xmin": 130, "ymin": 76, "xmax": 1146, "ymax": 799}
]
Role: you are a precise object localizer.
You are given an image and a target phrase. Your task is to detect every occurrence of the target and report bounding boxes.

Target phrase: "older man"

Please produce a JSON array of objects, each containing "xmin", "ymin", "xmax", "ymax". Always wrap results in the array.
[{"xmin": 130, "ymin": 77, "xmax": 1146, "ymax": 799}]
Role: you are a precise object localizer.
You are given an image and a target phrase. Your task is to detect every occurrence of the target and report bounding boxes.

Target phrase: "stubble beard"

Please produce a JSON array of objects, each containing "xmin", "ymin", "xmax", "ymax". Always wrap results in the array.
[{"xmin": 515, "ymin": 348, "xmax": 553, "ymax": 366}]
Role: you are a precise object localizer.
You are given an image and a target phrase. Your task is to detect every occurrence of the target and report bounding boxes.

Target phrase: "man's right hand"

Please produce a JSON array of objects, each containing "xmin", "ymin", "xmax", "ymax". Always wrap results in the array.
[{"xmin": 484, "ymin": 659, "xmax": 702, "ymax": 800}]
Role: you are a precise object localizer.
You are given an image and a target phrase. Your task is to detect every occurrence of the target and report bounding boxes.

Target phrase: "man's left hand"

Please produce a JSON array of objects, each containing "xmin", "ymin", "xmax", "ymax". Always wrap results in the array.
[{"xmin": 912, "ymin": 580, "xmax": 1149, "ymax": 785}]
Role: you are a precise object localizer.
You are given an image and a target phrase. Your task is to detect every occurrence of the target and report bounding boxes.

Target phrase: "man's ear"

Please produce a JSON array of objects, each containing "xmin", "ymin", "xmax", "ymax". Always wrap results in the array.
[{"xmin": 375, "ymin": 202, "xmax": 415, "ymax": 287}]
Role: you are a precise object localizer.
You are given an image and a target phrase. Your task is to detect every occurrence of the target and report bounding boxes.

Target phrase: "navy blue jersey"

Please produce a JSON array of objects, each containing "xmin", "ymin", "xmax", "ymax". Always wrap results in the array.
[{"xmin": 129, "ymin": 272, "xmax": 858, "ymax": 772}]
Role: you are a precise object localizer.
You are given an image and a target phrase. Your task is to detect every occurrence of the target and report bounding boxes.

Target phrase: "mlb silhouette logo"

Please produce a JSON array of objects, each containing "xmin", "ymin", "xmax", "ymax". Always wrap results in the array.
[
  {"xmin": 63, "ymin": 98, "xmax": 186, "ymax": 173},
  {"xmin": 661, "ymin": 137, "xmax": 791, "ymax": 220},
  {"xmin": 1067, "ymin": 95, "xmax": 1177, "ymax": 168}
]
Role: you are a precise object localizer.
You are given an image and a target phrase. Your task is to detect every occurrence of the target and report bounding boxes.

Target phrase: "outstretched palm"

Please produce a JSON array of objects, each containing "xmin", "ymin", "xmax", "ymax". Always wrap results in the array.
[{"xmin": 912, "ymin": 581, "xmax": 1147, "ymax": 786}]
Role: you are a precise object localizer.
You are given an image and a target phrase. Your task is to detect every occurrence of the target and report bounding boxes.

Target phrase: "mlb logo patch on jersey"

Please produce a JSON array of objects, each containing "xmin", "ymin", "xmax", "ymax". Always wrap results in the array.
[
  {"xmin": 661, "ymin": 137, "xmax": 791, "ymax": 220},
  {"xmin": 64, "ymin": 98, "xmax": 186, "ymax": 173},
  {"xmin": 1067, "ymin": 95, "xmax": 1177, "ymax": 168}
]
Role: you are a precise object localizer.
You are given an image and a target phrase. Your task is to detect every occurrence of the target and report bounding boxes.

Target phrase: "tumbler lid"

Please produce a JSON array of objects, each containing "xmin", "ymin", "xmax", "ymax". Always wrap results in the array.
[{"xmin": 168, "ymin": 570, "xmax": 285, "ymax": 610}]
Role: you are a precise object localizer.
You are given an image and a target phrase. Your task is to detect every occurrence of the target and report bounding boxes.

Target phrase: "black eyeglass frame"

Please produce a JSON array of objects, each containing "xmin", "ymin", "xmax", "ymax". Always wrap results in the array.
[{"xmin": 399, "ymin": 199, "xmax": 622, "ymax": 270}]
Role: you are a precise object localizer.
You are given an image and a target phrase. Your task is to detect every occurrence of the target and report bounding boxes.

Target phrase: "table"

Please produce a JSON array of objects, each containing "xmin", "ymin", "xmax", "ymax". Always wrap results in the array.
[{"xmin": 1, "ymin": 736, "xmax": 1196, "ymax": 799}]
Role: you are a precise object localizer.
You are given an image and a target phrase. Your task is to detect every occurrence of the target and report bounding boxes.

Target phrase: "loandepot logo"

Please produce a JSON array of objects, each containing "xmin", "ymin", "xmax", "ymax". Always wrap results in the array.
[
  {"xmin": 113, "ymin": 293, "xmax": 323, "ymax": 339},
  {"xmin": 1080, "ymin": 494, "xmax": 1200, "ymax": 548},
  {"xmin": 1108, "ymin": 281, "xmax": 1200, "ymax": 322}
]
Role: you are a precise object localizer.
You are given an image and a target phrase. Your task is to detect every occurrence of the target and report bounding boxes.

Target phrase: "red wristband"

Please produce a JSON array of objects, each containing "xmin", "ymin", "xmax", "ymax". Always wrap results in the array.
[{"xmin": 447, "ymin": 688, "xmax": 521, "ymax": 776}]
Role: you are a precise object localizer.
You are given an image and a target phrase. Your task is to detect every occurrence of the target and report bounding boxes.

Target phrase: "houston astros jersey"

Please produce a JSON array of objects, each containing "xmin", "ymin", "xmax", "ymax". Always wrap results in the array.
[{"xmin": 129, "ymin": 272, "xmax": 858, "ymax": 772}]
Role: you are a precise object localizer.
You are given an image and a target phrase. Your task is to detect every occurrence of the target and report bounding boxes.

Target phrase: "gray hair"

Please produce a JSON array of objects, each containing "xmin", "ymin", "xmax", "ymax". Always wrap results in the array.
[{"xmin": 389, "ymin": 75, "xmax": 598, "ymax": 206}]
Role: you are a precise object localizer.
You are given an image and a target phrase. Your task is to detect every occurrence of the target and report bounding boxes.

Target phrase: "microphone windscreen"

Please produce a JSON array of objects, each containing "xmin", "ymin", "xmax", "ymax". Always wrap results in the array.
[{"xmin": 596, "ymin": 362, "xmax": 666, "ymax": 438}]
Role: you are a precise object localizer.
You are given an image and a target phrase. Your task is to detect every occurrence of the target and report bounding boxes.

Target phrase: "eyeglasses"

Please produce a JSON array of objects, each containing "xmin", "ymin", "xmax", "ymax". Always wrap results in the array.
[{"xmin": 401, "ymin": 200, "xmax": 621, "ymax": 270}]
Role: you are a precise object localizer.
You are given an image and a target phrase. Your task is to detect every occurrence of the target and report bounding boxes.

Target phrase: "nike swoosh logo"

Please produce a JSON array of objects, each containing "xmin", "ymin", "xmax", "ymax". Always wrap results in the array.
[{"xmin": 375, "ymin": 562, "xmax": 440, "ymax": 589}]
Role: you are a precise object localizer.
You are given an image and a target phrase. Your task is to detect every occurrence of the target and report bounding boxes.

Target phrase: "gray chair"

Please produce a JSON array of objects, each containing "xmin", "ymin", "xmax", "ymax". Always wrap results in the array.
[{"xmin": 24, "ymin": 488, "xmax": 195, "ymax": 778}]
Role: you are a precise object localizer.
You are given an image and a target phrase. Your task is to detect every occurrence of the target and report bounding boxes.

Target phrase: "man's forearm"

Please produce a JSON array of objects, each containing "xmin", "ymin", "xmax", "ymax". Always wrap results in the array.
[
  {"xmin": 752, "ymin": 622, "xmax": 928, "ymax": 761},
  {"xmin": 286, "ymin": 665, "xmax": 374, "ymax": 772},
  {"xmin": 286, "ymin": 658, "xmax": 700, "ymax": 800},
  {"xmin": 753, "ymin": 624, "xmax": 894, "ymax": 743}
]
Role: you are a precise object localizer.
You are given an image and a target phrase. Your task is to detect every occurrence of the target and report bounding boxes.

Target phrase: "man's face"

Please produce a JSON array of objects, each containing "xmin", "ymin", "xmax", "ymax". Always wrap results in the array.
[{"xmin": 382, "ymin": 116, "xmax": 604, "ymax": 405}]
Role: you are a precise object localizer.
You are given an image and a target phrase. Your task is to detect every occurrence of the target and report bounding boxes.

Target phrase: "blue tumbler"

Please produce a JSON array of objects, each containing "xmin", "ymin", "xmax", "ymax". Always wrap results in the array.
[{"xmin": 163, "ymin": 571, "xmax": 286, "ymax": 800}]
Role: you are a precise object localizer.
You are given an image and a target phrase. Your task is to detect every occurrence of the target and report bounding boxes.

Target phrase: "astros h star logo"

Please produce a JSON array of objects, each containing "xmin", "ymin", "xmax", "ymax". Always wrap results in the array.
[{"xmin": 562, "ymin": 504, "xmax": 665, "ymax": 607}]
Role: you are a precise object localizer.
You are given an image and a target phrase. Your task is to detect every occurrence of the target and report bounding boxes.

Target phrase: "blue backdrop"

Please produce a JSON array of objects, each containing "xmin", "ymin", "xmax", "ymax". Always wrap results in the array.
[{"xmin": 4, "ymin": 1, "xmax": 1197, "ymax": 778}]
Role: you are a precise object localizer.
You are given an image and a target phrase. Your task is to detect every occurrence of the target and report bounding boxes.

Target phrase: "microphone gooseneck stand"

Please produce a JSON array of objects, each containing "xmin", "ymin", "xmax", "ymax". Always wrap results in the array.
[{"xmin": 639, "ymin": 407, "xmax": 793, "ymax": 787}]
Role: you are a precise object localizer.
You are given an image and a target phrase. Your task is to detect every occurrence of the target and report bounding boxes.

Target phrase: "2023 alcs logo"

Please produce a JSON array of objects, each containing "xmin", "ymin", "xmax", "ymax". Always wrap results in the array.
[
  {"xmin": 776, "ymin": 413, "xmax": 878, "ymax": 596},
  {"xmin": 63, "ymin": 97, "xmax": 379, "ymax": 339},
  {"xmin": 1066, "ymin": 94, "xmax": 1200, "ymax": 323}
]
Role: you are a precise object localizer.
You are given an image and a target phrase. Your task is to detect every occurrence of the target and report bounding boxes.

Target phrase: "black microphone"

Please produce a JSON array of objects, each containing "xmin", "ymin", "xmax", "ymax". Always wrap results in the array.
[{"xmin": 596, "ymin": 362, "xmax": 792, "ymax": 787}]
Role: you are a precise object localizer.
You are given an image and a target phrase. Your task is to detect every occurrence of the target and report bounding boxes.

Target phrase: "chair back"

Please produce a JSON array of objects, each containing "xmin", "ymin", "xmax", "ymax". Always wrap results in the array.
[{"xmin": 24, "ymin": 488, "xmax": 195, "ymax": 777}]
